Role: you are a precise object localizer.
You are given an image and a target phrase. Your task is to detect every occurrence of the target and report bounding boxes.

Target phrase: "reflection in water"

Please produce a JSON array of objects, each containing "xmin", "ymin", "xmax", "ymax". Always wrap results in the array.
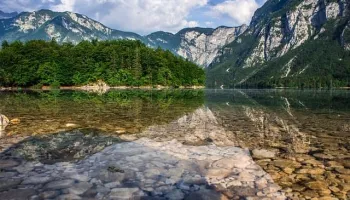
[
  {"xmin": 0, "ymin": 90, "xmax": 204, "ymax": 143},
  {"xmin": 0, "ymin": 102, "xmax": 286, "ymax": 200},
  {"xmin": 128, "ymin": 107, "xmax": 236, "ymax": 146},
  {"xmin": 206, "ymin": 89, "xmax": 350, "ymax": 199},
  {"xmin": 0, "ymin": 89, "xmax": 349, "ymax": 199}
]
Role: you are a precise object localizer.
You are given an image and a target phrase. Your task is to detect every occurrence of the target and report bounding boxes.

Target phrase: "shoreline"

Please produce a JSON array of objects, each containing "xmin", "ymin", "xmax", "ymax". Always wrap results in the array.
[{"xmin": 0, "ymin": 85, "xmax": 206, "ymax": 91}]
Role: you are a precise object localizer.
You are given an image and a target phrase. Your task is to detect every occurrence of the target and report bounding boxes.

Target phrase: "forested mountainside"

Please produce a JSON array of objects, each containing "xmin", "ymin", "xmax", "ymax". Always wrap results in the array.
[
  {"xmin": 207, "ymin": 0, "xmax": 350, "ymax": 88},
  {"xmin": 0, "ymin": 40, "xmax": 205, "ymax": 87},
  {"xmin": 0, "ymin": 9, "xmax": 246, "ymax": 67}
]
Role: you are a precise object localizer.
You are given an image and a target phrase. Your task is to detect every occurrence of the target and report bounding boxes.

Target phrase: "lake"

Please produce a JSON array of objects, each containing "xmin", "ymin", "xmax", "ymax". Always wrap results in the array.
[{"xmin": 0, "ymin": 89, "xmax": 349, "ymax": 199}]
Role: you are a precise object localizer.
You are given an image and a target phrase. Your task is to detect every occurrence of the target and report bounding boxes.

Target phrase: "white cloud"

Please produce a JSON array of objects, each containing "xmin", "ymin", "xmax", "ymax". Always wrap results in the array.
[
  {"xmin": 0, "ymin": 0, "xmax": 37, "ymax": 11},
  {"xmin": 43, "ymin": 0, "xmax": 206, "ymax": 34},
  {"xmin": 205, "ymin": 21, "xmax": 214, "ymax": 27},
  {"xmin": 0, "ymin": 0, "xmax": 266, "ymax": 34},
  {"xmin": 187, "ymin": 21, "xmax": 200, "ymax": 27},
  {"xmin": 50, "ymin": 0, "xmax": 75, "ymax": 12},
  {"xmin": 211, "ymin": 0, "xmax": 260, "ymax": 25},
  {"xmin": 76, "ymin": 0, "xmax": 207, "ymax": 34}
]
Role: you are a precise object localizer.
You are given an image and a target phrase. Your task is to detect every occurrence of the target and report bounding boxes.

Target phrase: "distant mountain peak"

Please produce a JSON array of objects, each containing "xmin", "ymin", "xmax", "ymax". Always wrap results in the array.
[{"xmin": 0, "ymin": 10, "xmax": 18, "ymax": 19}]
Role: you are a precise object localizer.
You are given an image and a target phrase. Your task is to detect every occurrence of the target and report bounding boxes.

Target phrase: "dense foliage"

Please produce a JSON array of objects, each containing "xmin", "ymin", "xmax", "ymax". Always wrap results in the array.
[{"xmin": 0, "ymin": 40, "xmax": 205, "ymax": 87}]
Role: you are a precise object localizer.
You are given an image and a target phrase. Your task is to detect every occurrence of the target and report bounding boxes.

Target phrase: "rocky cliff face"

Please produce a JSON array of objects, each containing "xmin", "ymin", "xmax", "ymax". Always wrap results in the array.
[
  {"xmin": 146, "ymin": 26, "xmax": 247, "ymax": 67},
  {"xmin": 175, "ymin": 26, "xmax": 247, "ymax": 67},
  {"xmin": 243, "ymin": 0, "xmax": 348, "ymax": 69},
  {"xmin": 208, "ymin": 0, "xmax": 350, "ymax": 88}
]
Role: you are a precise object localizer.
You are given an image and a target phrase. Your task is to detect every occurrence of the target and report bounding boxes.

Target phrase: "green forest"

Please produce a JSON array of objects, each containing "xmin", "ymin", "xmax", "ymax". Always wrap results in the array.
[{"xmin": 0, "ymin": 40, "xmax": 205, "ymax": 88}]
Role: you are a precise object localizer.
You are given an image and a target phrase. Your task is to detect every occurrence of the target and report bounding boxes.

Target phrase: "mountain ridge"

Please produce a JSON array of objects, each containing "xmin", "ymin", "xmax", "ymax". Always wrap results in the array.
[
  {"xmin": 0, "ymin": 10, "xmax": 18, "ymax": 19},
  {"xmin": 0, "ymin": 9, "xmax": 246, "ymax": 67}
]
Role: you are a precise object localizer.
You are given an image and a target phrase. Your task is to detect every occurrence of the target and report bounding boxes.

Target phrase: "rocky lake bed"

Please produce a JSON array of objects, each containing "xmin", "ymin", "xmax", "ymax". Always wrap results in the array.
[{"xmin": 0, "ymin": 89, "xmax": 349, "ymax": 199}]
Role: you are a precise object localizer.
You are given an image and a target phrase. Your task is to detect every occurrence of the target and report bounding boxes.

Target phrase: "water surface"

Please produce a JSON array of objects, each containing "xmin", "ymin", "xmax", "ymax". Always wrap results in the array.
[{"xmin": 0, "ymin": 89, "xmax": 349, "ymax": 199}]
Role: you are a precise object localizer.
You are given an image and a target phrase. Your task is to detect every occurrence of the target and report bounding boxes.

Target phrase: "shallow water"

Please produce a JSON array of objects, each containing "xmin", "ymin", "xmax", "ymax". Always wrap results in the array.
[
  {"xmin": 206, "ymin": 89, "xmax": 350, "ymax": 199},
  {"xmin": 0, "ymin": 89, "xmax": 349, "ymax": 199}
]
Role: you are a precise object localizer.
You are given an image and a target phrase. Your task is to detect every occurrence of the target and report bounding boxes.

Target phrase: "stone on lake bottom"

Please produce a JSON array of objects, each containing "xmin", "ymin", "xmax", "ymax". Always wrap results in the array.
[
  {"xmin": 56, "ymin": 194, "xmax": 82, "ymax": 200},
  {"xmin": 109, "ymin": 188, "xmax": 144, "ymax": 200},
  {"xmin": 39, "ymin": 190, "xmax": 60, "ymax": 199},
  {"xmin": 252, "ymin": 149, "xmax": 276, "ymax": 159},
  {"xmin": 0, "ymin": 189, "xmax": 37, "ymax": 200},
  {"xmin": 67, "ymin": 182, "xmax": 93, "ymax": 195},
  {"xmin": 165, "ymin": 190, "xmax": 185, "ymax": 200},
  {"xmin": 0, "ymin": 179, "xmax": 22, "ymax": 191},
  {"xmin": 0, "ymin": 159, "xmax": 20, "ymax": 169},
  {"xmin": 0, "ymin": 138, "xmax": 286, "ymax": 199},
  {"xmin": 45, "ymin": 179, "xmax": 75, "ymax": 189},
  {"xmin": 185, "ymin": 189, "xmax": 228, "ymax": 200},
  {"xmin": 22, "ymin": 176, "xmax": 52, "ymax": 185}
]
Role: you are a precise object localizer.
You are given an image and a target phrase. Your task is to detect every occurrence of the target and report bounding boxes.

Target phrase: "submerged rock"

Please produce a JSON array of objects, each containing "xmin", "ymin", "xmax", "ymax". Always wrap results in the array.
[
  {"xmin": 252, "ymin": 149, "xmax": 277, "ymax": 159},
  {"xmin": 108, "ymin": 188, "xmax": 144, "ymax": 199},
  {"xmin": 0, "ymin": 179, "xmax": 22, "ymax": 191},
  {"xmin": 0, "ymin": 159, "xmax": 20, "ymax": 169},
  {"xmin": 0, "ymin": 138, "xmax": 286, "ymax": 199},
  {"xmin": 0, "ymin": 189, "xmax": 36, "ymax": 199},
  {"xmin": 10, "ymin": 118, "xmax": 21, "ymax": 125},
  {"xmin": 185, "ymin": 189, "xmax": 228, "ymax": 200},
  {"xmin": 45, "ymin": 179, "xmax": 75, "ymax": 189},
  {"xmin": 4, "ymin": 130, "xmax": 121, "ymax": 163}
]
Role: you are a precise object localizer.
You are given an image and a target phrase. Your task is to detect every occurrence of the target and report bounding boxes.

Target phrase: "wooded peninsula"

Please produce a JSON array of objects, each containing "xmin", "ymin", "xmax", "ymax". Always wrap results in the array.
[{"xmin": 0, "ymin": 40, "xmax": 205, "ymax": 88}]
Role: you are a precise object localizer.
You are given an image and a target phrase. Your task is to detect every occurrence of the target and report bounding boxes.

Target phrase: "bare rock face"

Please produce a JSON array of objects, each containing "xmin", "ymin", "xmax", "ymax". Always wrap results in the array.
[
  {"xmin": 242, "ymin": 0, "xmax": 347, "ymax": 70},
  {"xmin": 176, "ymin": 26, "xmax": 247, "ymax": 67}
]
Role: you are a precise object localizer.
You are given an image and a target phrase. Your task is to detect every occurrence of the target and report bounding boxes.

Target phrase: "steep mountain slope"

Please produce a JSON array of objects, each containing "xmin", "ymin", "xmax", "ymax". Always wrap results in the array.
[
  {"xmin": 207, "ymin": 0, "xmax": 350, "ymax": 88},
  {"xmin": 147, "ymin": 26, "xmax": 247, "ymax": 66},
  {"xmin": 0, "ymin": 9, "xmax": 144, "ymax": 44},
  {"xmin": 0, "ymin": 11, "xmax": 18, "ymax": 19}
]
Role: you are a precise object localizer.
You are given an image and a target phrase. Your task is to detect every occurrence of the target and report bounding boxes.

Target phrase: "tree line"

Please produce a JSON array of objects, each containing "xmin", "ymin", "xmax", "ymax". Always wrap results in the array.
[{"xmin": 0, "ymin": 39, "xmax": 205, "ymax": 88}]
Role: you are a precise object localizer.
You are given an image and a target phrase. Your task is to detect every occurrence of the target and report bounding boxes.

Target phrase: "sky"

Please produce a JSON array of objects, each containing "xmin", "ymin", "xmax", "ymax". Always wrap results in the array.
[{"xmin": 0, "ymin": 0, "xmax": 267, "ymax": 35}]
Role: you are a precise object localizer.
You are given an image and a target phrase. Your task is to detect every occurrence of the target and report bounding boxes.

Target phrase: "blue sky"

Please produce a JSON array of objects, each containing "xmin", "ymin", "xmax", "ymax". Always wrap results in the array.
[{"xmin": 0, "ymin": 0, "xmax": 267, "ymax": 35}]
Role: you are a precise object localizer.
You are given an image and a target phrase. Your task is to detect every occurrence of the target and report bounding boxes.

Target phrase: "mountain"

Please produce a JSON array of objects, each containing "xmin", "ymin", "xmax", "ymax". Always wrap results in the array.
[
  {"xmin": 146, "ymin": 26, "xmax": 247, "ymax": 66},
  {"xmin": 0, "ymin": 9, "xmax": 247, "ymax": 67},
  {"xmin": 207, "ymin": 0, "xmax": 350, "ymax": 88},
  {"xmin": 0, "ymin": 11, "xmax": 18, "ymax": 19},
  {"xmin": 0, "ymin": 9, "xmax": 144, "ymax": 45}
]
